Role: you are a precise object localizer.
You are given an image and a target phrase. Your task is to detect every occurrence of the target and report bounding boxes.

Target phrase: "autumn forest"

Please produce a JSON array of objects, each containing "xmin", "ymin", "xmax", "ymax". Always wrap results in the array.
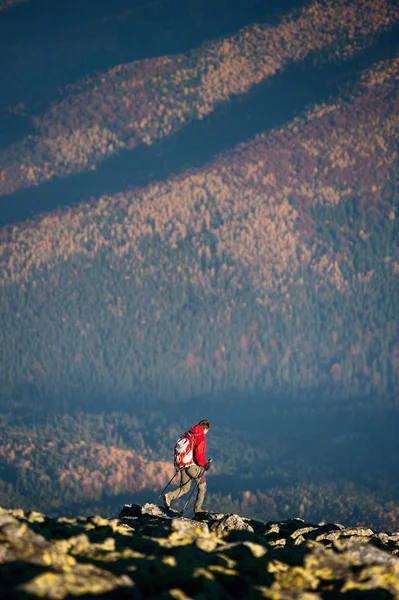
[{"xmin": 0, "ymin": 0, "xmax": 398, "ymax": 531}]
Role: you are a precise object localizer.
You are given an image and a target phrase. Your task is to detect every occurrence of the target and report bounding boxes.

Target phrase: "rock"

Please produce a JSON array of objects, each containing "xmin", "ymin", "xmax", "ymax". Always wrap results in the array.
[
  {"xmin": 0, "ymin": 513, "xmax": 18, "ymax": 528},
  {"xmin": 119, "ymin": 503, "xmax": 143, "ymax": 518},
  {"xmin": 195, "ymin": 537, "xmax": 218, "ymax": 552},
  {"xmin": 141, "ymin": 503, "xmax": 168, "ymax": 518},
  {"xmin": 333, "ymin": 538, "xmax": 399, "ymax": 566},
  {"xmin": 26, "ymin": 510, "xmax": 46, "ymax": 523},
  {"xmin": 1, "ymin": 503, "xmax": 399, "ymax": 599},
  {"xmin": 290, "ymin": 526, "xmax": 318, "ymax": 540},
  {"xmin": 19, "ymin": 563, "xmax": 137, "ymax": 599},
  {"xmin": 315, "ymin": 524, "xmax": 373, "ymax": 542},
  {"xmin": 263, "ymin": 522, "xmax": 281, "ymax": 536},
  {"xmin": 119, "ymin": 503, "xmax": 181, "ymax": 521},
  {"xmin": 209, "ymin": 514, "xmax": 255, "ymax": 536},
  {"xmin": 171, "ymin": 517, "xmax": 209, "ymax": 537}
]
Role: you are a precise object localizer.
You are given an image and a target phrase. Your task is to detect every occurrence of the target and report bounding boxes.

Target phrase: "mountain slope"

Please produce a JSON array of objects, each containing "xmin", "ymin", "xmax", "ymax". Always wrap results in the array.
[
  {"xmin": 1, "ymin": 55, "xmax": 398, "ymax": 406},
  {"xmin": 1, "ymin": 0, "xmax": 398, "ymax": 196}
]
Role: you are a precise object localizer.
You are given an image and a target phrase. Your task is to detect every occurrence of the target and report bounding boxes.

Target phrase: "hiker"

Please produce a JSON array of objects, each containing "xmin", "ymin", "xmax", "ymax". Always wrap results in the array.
[{"xmin": 163, "ymin": 419, "xmax": 211, "ymax": 514}]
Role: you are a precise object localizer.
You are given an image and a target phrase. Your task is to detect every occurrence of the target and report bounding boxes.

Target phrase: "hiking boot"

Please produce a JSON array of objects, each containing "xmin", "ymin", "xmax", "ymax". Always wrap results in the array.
[{"xmin": 163, "ymin": 494, "xmax": 171, "ymax": 509}]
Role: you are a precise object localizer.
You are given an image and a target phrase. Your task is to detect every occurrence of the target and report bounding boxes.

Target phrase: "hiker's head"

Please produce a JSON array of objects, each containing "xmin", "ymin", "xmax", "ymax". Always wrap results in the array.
[{"xmin": 199, "ymin": 419, "xmax": 210, "ymax": 434}]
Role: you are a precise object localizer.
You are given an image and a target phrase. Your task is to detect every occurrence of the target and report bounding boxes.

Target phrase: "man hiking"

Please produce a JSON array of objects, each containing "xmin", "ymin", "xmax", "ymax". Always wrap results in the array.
[{"xmin": 163, "ymin": 419, "xmax": 211, "ymax": 514}]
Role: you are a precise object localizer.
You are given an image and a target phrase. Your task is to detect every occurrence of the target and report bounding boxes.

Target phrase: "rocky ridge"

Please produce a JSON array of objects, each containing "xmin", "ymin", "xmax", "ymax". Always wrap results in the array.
[{"xmin": 1, "ymin": 503, "xmax": 399, "ymax": 598}]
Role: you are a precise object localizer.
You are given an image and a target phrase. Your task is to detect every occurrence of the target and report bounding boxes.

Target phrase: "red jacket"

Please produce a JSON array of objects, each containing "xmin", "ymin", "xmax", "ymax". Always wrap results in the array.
[{"xmin": 188, "ymin": 424, "xmax": 207, "ymax": 467}]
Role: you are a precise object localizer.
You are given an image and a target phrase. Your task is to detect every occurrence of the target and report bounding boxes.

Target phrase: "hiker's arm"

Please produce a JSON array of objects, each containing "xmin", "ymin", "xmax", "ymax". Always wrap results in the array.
[{"xmin": 194, "ymin": 438, "xmax": 206, "ymax": 467}]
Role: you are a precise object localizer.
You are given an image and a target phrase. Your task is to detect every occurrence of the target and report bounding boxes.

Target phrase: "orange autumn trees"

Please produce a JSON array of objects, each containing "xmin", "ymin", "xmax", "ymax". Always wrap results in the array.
[
  {"xmin": 1, "ymin": 54, "xmax": 397, "ymax": 296},
  {"xmin": 0, "ymin": 438, "xmax": 174, "ymax": 504},
  {"xmin": 0, "ymin": 0, "xmax": 398, "ymax": 195},
  {"xmin": 0, "ymin": 53, "xmax": 398, "ymax": 403}
]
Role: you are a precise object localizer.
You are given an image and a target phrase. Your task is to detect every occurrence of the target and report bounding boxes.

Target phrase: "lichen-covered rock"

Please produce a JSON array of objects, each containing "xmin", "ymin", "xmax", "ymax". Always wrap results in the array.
[
  {"xmin": 119, "ymin": 503, "xmax": 143, "ymax": 518},
  {"xmin": 1, "ymin": 503, "xmax": 399, "ymax": 598},
  {"xmin": 19, "ymin": 564, "xmax": 136, "ymax": 599},
  {"xmin": 0, "ymin": 514, "xmax": 76, "ymax": 569},
  {"xmin": 209, "ymin": 513, "xmax": 255, "ymax": 536}
]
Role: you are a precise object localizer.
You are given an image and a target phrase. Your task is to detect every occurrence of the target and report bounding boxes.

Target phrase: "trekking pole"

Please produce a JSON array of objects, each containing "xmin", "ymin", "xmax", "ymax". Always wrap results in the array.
[{"xmin": 156, "ymin": 468, "xmax": 181, "ymax": 501}]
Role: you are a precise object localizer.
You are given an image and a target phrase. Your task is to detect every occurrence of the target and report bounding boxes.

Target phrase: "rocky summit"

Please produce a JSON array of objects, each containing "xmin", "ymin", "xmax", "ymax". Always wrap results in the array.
[{"xmin": 1, "ymin": 504, "xmax": 399, "ymax": 599}]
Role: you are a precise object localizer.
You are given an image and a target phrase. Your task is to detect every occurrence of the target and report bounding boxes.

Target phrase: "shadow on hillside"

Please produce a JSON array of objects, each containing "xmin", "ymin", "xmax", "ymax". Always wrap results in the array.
[
  {"xmin": 1, "ymin": 22, "xmax": 398, "ymax": 227},
  {"xmin": 0, "ymin": 0, "xmax": 305, "ymax": 118}
]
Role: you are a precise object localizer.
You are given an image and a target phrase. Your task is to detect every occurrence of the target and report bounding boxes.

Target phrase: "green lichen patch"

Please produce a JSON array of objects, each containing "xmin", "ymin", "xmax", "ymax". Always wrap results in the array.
[{"xmin": 18, "ymin": 564, "xmax": 135, "ymax": 599}]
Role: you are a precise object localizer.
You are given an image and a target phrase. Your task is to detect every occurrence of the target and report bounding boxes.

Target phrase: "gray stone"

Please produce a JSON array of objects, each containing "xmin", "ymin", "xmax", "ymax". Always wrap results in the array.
[
  {"xmin": 118, "ymin": 504, "xmax": 143, "ymax": 518},
  {"xmin": 209, "ymin": 513, "xmax": 255, "ymax": 535}
]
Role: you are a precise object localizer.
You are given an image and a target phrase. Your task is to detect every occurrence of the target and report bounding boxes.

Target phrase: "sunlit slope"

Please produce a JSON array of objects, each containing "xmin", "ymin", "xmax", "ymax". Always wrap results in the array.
[
  {"xmin": 0, "ymin": 437, "xmax": 173, "ymax": 509},
  {"xmin": 2, "ymin": 411, "xmax": 399, "ymax": 529},
  {"xmin": 1, "ymin": 58, "xmax": 398, "ymax": 288},
  {"xmin": 0, "ymin": 56, "xmax": 398, "ymax": 405},
  {"xmin": 1, "ymin": 0, "xmax": 398, "ymax": 195}
]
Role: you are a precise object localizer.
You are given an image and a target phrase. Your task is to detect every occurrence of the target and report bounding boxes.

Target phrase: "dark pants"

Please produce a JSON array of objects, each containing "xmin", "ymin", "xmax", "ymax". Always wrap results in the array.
[{"xmin": 165, "ymin": 464, "xmax": 206, "ymax": 512}]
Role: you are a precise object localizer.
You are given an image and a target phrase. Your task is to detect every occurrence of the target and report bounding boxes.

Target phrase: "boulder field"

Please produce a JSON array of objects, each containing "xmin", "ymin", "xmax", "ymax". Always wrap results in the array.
[{"xmin": 1, "ymin": 502, "xmax": 399, "ymax": 598}]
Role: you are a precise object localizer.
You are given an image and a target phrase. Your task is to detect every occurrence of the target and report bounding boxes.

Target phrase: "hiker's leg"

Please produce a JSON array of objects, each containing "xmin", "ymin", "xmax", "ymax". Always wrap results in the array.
[
  {"xmin": 185, "ymin": 465, "xmax": 207, "ymax": 513},
  {"xmin": 193, "ymin": 468, "xmax": 207, "ymax": 513},
  {"xmin": 166, "ymin": 469, "xmax": 191, "ymax": 502}
]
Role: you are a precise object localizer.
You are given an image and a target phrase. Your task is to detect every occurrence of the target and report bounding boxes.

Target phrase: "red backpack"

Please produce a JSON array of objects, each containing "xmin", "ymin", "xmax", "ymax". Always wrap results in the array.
[{"xmin": 174, "ymin": 432, "xmax": 194, "ymax": 468}]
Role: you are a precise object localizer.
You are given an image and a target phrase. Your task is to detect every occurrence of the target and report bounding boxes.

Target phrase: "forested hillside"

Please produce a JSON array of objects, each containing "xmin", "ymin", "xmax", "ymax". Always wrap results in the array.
[
  {"xmin": 1, "ymin": 53, "xmax": 398, "ymax": 407},
  {"xmin": 0, "ymin": 0, "xmax": 398, "ymax": 529}
]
